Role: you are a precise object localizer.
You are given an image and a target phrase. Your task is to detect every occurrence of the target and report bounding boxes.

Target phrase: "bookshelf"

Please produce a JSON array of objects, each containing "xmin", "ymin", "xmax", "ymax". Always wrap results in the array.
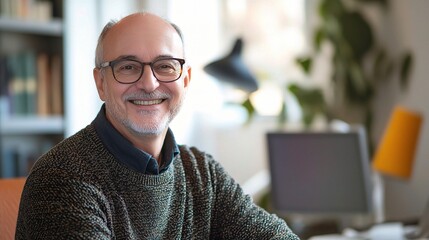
[{"xmin": 0, "ymin": 0, "xmax": 64, "ymax": 178}]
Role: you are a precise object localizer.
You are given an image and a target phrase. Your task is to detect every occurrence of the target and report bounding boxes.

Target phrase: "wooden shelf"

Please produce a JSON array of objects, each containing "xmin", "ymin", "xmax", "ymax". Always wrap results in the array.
[
  {"xmin": 0, "ymin": 17, "xmax": 62, "ymax": 36},
  {"xmin": 0, "ymin": 0, "xmax": 68, "ymax": 179},
  {"xmin": 0, "ymin": 116, "xmax": 64, "ymax": 135}
]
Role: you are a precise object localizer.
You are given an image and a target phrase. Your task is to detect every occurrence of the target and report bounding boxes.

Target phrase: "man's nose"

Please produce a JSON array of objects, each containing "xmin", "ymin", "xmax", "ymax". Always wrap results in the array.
[{"xmin": 135, "ymin": 65, "xmax": 160, "ymax": 92}]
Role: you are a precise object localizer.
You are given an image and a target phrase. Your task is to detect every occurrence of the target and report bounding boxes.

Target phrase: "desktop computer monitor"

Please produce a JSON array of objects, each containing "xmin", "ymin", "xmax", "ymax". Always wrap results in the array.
[{"xmin": 266, "ymin": 129, "xmax": 373, "ymax": 216}]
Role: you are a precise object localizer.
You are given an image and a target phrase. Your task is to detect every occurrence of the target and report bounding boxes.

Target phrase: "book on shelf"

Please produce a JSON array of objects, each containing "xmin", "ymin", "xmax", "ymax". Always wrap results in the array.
[
  {"xmin": 0, "ymin": 56, "xmax": 11, "ymax": 116},
  {"xmin": 0, "ymin": 0, "xmax": 54, "ymax": 22},
  {"xmin": 0, "ymin": 148, "xmax": 19, "ymax": 178},
  {"xmin": 1, "ymin": 147, "xmax": 36, "ymax": 178},
  {"xmin": 7, "ymin": 53, "xmax": 27, "ymax": 115},
  {"xmin": 23, "ymin": 51, "xmax": 37, "ymax": 115},
  {"xmin": 0, "ymin": 147, "xmax": 32, "ymax": 178},
  {"xmin": 0, "ymin": 51, "xmax": 63, "ymax": 117},
  {"xmin": 50, "ymin": 54, "xmax": 62, "ymax": 115},
  {"xmin": 1, "ymin": 138, "xmax": 55, "ymax": 178},
  {"xmin": 36, "ymin": 52, "xmax": 50, "ymax": 116}
]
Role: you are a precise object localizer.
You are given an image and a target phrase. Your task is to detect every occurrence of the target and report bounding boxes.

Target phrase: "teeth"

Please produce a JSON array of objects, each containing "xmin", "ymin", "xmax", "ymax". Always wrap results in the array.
[{"xmin": 132, "ymin": 99, "xmax": 162, "ymax": 105}]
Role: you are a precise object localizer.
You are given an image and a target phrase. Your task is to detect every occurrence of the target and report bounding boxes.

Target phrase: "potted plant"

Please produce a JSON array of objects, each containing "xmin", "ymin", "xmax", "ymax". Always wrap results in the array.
[{"xmin": 280, "ymin": 0, "xmax": 413, "ymax": 151}]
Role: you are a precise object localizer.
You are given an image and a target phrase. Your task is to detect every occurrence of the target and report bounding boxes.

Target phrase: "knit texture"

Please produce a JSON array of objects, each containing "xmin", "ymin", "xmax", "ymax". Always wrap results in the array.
[{"xmin": 16, "ymin": 125, "xmax": 299, "ymax": 239}]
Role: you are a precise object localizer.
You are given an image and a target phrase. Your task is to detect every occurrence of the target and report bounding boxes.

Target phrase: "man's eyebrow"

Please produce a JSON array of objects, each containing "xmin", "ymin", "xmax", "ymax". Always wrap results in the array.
[
  {"xmin": 114, "ymin": 54, "xmax": 176, "ymax": 62},
  {"xmin": 156, "ymin": 54, "xmax": 174, "ymax": 59},
  {"xmin": 115, "ymin": 55, "xmax": 138, "ymax": 61}
]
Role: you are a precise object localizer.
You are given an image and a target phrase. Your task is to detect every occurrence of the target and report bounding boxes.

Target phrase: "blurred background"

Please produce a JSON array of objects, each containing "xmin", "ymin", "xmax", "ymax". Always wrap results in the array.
[{"xmin": 1, "ymin": 0, "xmax": 429, "ymax": 227}]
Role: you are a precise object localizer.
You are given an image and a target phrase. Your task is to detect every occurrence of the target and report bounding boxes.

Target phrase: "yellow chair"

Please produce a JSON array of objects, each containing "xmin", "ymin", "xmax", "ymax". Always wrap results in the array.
[{"xmin": 0, "ymin": 178, "xmax": 26, "ymax": 240}]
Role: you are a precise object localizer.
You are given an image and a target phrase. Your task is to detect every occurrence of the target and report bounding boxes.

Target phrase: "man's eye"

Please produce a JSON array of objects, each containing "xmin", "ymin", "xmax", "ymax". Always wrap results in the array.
[
  {"xmin": 115, "ymin": 62, "xmax": 140, "ymax": 73},
  {"xmin": 159, "ymin": 64, "xmax": 174, "ymax": 70},
  {"xmin": 154, "ymin": 61, "xmax": 179, "ymax": 73},
  {"xmin": 121, "ymin": 65, "xmax": 134, "ymax": 70}
]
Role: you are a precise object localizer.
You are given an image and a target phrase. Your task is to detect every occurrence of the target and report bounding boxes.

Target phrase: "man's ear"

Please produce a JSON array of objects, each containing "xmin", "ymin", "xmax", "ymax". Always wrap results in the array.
[
  {"xmin": 93, "ymin": 68, "xmax": 106, "ymax": 101},
  {"xmin": 183, "ymin": 66, "xmax": 191, "ymax": 88}
]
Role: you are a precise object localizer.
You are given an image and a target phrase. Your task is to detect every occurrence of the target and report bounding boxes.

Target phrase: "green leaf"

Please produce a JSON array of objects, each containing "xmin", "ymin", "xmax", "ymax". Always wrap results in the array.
[
  {"xmin": 303, "ymin": 111, "xmax": 316, "ymax": 128},
  {"xmin": 400, "ymin": 52, "xmax": 413, "ymax": 89},
  {"xmin": 288, "ymin": 84, "xmax": 327, "ymax": 127},
  {"xmin": 277, "ymin": 100, "xmax": 287, "ymax": 126},
  {"xmin": 314, "ymin": 27, "xmax": 326, "ymax": 51},
  {"xmin": 349, "ymin": 62, "xmax": 367, "ymax": 94},
  {"xmin": 296, "ymin": 57, "xmax": 313, "ymax": 74},
  {"xmin": 241, "ymin": 98, "xmax": 255, "ymax": 123},
  {"xmin": 319, "ymin": 0, "xmax": 345, "ymax": 19},
  {"xmin": 354, "ymin": 0, "xmax": 389, "ymax": 8},
  {"xmin": 373, "ymin": 49, "xmax": 386, "ymax": 80},
  {"xmin": 339, "ymin": 11, "xmax": 374, "ymax": 60},
  {"xmin": 345, "ymin": 71, "xmax": 373, "ymax": 104}
]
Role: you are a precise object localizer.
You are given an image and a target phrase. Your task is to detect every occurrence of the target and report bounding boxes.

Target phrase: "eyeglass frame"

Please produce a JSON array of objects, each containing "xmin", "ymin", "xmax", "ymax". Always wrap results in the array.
[{"xmin": 98, "ymin": 57, "xmax": 186, "ymax": 84}]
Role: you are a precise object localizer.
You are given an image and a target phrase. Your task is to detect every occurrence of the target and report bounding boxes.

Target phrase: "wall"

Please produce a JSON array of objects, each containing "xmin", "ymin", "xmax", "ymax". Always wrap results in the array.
[{"xmin": 372, "ymin": 0, "xmax": 429, "ymax": 220}]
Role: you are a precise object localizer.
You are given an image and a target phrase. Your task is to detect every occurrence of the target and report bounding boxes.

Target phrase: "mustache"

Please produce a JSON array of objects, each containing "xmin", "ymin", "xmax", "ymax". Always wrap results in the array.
[{"xmin": 124, "ymin": 91, "xmax": 171, "ymax": 100}]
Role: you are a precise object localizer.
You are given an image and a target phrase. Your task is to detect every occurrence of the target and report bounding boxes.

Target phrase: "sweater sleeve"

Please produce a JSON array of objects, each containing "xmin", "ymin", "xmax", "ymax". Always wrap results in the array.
[
  {"xmin": 209, "ymin": 160, "xmax": 300, "ymax": 240},
  {"xmin": 15, "ymin": 171, "xmax": 112, "ymax": 240}
]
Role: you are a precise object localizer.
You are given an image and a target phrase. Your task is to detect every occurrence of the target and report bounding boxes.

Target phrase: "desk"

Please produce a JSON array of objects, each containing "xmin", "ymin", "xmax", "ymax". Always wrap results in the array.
[{"xmin": 309, "ymin": 222, "xmax": 418, "ymax": 240}]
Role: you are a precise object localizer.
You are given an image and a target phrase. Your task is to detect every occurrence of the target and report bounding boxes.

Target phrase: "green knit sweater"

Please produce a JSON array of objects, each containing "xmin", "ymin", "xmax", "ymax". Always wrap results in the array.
[{"xmin": 16, "ymin": 125, "xmax": 299, "ymax": 239}]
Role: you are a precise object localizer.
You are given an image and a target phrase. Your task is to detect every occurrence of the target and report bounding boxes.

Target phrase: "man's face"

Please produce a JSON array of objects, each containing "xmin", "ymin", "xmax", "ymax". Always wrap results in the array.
[{"xmin": 94, "ymin": 14, "xmax": 191, "ymax": 139}]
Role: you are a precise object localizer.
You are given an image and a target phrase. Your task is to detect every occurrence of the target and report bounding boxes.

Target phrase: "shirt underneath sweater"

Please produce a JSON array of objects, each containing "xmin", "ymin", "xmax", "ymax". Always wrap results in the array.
[{"xmin": 15, "ymin": 124, "xmax": 299, "ymax": 239}]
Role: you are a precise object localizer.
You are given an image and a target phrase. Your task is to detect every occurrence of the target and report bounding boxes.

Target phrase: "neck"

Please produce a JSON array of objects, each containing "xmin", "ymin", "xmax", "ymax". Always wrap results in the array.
[{"xmin": 131, "ymin": 129, "xmax": 167, "ymax": 161}]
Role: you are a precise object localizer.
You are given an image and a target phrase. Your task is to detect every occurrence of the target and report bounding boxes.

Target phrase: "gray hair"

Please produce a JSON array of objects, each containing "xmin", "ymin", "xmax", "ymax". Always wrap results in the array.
[{"xmin": 94, "ymin": 12, "xmax": 185, "ymax": 68}]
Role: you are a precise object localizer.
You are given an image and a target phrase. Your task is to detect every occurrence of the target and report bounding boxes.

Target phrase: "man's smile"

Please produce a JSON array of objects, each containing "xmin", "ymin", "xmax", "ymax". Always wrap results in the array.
[{"xmin": 130, "ymin": 99, "xmax": 164, "ymax": 106}]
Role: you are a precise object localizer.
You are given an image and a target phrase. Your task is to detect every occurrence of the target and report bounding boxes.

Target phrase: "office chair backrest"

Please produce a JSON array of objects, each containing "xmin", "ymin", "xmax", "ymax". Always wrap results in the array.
[{"xmin": 0, "ymin": 178, "xmax": 26, "ymax": 240}]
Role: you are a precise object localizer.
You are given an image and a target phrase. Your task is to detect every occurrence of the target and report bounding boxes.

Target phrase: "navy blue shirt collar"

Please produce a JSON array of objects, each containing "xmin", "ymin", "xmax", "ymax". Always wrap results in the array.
[{"xmin": 92, "ymin": 104, "xmax": 180, "ymax": 175}]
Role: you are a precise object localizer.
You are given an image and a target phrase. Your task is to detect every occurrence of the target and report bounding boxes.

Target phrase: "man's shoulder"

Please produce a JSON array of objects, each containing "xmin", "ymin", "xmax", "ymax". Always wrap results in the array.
[
  {"xmin": 177, "ymin": 145, "xmax": 216, "ymax": 167},
  {"xmin": 175, "ymin": 145, "xmax": 227, "ymax": 180}
]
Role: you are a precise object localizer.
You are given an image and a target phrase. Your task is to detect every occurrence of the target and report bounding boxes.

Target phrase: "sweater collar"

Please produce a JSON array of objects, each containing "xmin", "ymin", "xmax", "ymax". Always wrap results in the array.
[{"xmin": 92, "ymin": 104, "xmax": 179, "ymax": 175}]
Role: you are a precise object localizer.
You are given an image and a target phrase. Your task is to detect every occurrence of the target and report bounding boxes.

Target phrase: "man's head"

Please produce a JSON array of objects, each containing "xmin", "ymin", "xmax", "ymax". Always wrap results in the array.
[{"xmin": 93, "ymin": 12, "xmax": 191, "ymax": 143}]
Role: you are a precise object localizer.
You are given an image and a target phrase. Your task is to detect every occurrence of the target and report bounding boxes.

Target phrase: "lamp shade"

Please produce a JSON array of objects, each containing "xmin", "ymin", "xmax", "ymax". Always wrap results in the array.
[
  {"xmin": 372, "ymin": 106, "xmax": 423, "ymax": 180},
  {"xmin": 203, "ymin": 38, "xmax": 258, "ymax": 93}
]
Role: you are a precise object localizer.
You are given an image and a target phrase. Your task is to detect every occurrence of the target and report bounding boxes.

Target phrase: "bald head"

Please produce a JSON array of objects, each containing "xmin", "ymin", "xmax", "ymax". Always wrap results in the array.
[{"xmin": 95, "ymin": 12, "xmax": 184, "ymax": 67}]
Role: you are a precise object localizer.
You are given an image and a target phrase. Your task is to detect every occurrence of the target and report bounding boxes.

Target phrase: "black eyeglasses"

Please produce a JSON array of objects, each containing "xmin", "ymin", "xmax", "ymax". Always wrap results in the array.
[{"xmin": 99, "ymin": 57, "xmax": 186, "ymax": 84}]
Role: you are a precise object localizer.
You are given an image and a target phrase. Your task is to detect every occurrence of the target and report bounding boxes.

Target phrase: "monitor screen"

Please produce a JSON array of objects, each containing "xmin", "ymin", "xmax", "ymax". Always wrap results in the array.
[{"xmin": 266, "ymin": 130, "xmax": 373, "ymax": 216}]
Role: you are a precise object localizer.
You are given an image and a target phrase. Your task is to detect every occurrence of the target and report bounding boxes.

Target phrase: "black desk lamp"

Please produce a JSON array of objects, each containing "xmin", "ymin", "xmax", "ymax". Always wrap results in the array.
[{"xmin": 203, "ymin": 38, "xmax": 258, "ymax": 93}]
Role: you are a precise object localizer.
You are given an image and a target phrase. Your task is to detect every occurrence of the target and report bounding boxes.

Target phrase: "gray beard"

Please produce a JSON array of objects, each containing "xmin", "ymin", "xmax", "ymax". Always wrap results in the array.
[
  {"xmin": 123, "ymin": 110, "xmax": 171, "ymax": 136},
  {"xmin": 110, "ymin": 95, "xmax": 184, "ymax": 137}
]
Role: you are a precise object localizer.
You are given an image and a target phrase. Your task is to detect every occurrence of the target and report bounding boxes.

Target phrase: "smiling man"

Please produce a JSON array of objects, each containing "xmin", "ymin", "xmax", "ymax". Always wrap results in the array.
[{"xmin": 15, "ymin": 12, "xmax": 299, "ymax": 239}]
